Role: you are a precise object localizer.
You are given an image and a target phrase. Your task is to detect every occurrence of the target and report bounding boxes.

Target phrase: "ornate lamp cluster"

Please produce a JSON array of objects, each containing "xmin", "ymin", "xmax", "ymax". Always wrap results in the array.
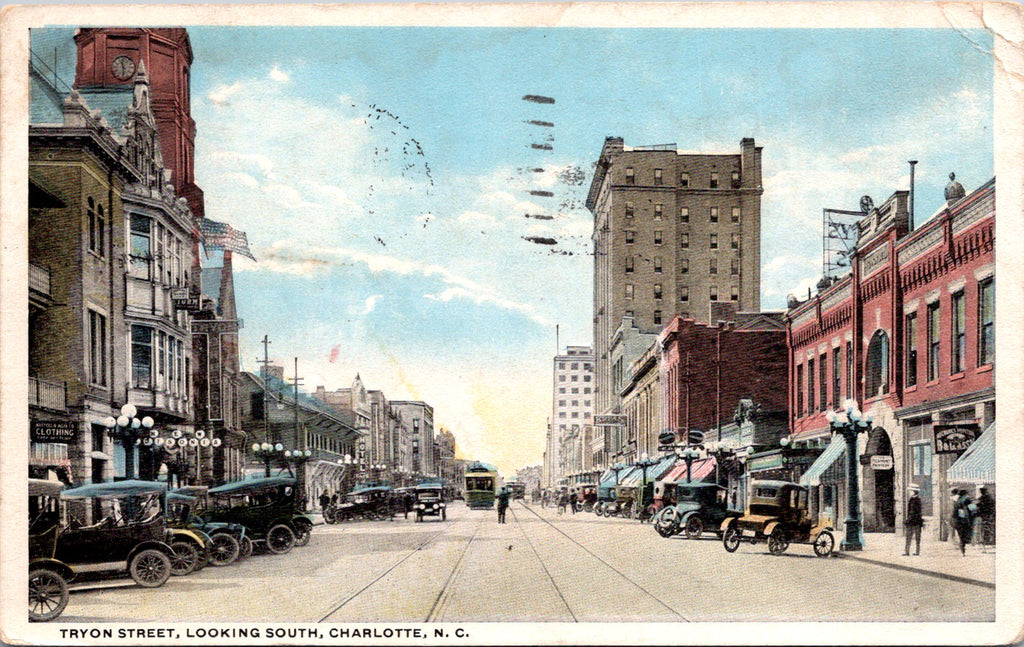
[{"xmin": 251, "ymin": 442, "xmax": 312, "ymax": 477}]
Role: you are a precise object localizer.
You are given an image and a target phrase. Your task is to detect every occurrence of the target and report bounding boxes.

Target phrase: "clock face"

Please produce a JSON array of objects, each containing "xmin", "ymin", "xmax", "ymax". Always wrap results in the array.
[{"xmin": 111, "ymin": 55, "xmax": 136, "ymax": 81}]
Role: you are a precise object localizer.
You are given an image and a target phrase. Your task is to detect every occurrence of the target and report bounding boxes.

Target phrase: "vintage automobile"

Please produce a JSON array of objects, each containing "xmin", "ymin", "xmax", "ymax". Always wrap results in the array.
[
  {"xmin": 654, "ymin": 482, "xmax": 739, "ymax": 539},
  {"xmin": 577, "ymin": 483, "xmax": 598, "ymax": 512},
  {"xmin": 720, "ymin": 480, "xmax": 835, "ymax": 557},
  {"xmin": 168, "ymin": 487, "xmax": 251, "ymax": 565},
  {"xmin": 327, "ymin": 485, "xmax": 394, "ymax": 522},
  {"xmin": 204, "ymin": 476, "xmax": 313, "ymax": 554},
  {"xmin": 31, "ymin": 480, "xmax": 178, "ymax": 591},
  {"xmin": 413, "ymin": 483, "xmax": 447, "ymax": 522},
  {"xmin": 29, "ymin": 479, "xmax": 71, "ymax": 622}
]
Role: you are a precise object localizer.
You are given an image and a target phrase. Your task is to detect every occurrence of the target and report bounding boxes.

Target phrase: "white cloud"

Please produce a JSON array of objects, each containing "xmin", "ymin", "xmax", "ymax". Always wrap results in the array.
[
  {"xmin": 207, "ymin": 82, "xmax": 244, "ymax": 107},
  {"xmin": 360, "ymin": 295, "xmax": 382, "ymax": 315},
  {"xmin": 269, "ymin": 66, "xmax": 290, "ymax": 83}
]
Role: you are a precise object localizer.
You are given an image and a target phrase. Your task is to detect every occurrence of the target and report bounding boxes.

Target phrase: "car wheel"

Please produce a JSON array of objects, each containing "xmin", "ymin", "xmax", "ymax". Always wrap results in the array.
[
  {"xmin": 684, "ymin": 516, "xmax": 705, "ymax": 540},
  {"xmin": 767, "ymin": 527, "xmax": 789, "ymax": 556},
  {"xmin": 655, "ymin": 508, "xmax": 676, "ymax": 538},
  {"xmin": 29, "ymin": 568, "xmax": 69, "ymax": 622},
  {"xmin": 129, "ymin": 549, "xmax": 172, "ymax": 588},
  {"xmin": 723, "ymin": 526, "xmax": 741, "ymax": 553},
  {"xmin": 169, "ymin": 541, "xmax": 201, "ymax": 576},
  {"xmin": 208, "ymin": 533, "xmax": 240, "ymax": 566},
  {"xmin": 324, "ymin": 509, "xmax": 336, "ymax": 524},
  {"xmin": 595, "ymin": 504, "xmax": 604, "ymax": 517},
  {"xmin": 237, "ymin": 535, "xmax": 254, "ymax": 561},
  {"xmin": 294, "ymin": 523, "xmax": 311, "ymax": 547},
  {"xmin": 266, "ymin": 524, "xmax": 295, "ymax": 554},
  {"xmin": 813, "ymin": 530, "xmax": 835, "ymax": 557}
]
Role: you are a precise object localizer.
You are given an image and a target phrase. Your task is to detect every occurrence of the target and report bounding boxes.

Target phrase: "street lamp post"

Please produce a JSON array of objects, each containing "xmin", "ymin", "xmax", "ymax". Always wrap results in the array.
[
  {"xmin": 635, "ymin": 453, "xmax": 659, "ymax": 520},
  {"xmin": 677, "ymin": 447, "xmax": 702, "ymax": 483},
  {"xmin": 826, "ymin": 398, "xmax": 872, "ymax": 552},
  {"xmin": 252, "ymin": 442, "xmax": 285, "ymax": 477},
  {"xmin": 102, "ymin": 404, "xmax": 152, "ymax": 480}
]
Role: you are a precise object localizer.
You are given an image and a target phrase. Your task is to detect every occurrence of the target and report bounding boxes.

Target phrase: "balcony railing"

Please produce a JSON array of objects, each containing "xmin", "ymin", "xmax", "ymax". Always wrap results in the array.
[
  {"xmin": 29, "ymin": 376, "xmax": 66, "ymax": 411},
  {"xmin": 29, "ymin": 263, "xmax": 51, "ymax": 298}
]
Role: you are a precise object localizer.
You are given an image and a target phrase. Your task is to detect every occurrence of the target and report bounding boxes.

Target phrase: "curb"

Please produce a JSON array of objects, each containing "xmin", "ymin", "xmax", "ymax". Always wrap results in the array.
[{"xmin": 833, "ymin": 552, "xmax": 995, "ymax": 589}]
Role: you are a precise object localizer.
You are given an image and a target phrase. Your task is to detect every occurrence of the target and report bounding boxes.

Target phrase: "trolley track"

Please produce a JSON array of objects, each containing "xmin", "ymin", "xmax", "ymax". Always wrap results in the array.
[
  {"xmin": 508, "ymin": 505, "xmax": 578, "ymax": 621},
  {"xmin": 516, "ymin": 501, "xmax": 689, "ymax": 622},
  {"xmin": 423, "ymin": 518, "xmax": 484, "ymax": 622}
]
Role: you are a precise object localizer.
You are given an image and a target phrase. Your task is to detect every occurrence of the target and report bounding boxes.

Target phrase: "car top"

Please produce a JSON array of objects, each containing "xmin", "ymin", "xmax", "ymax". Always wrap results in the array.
[
  {"xmin": 207, "ymin": 476, "xmax": 296, "ymax": 495},
  {"xmin": 172, "ymin": 485, "xmax": 209, "ymax": 497},
  {"xmin": 749, "ymin": 479, "xmax": 806, "ymax": 491},
  {"xmin": 348, "ymin": 485, "xmax": 392, "ymax": 495},
  {"xmin": 415, "ymin": 483, "xmax": 444, "ymax": 491},
  {"xmin": 30, "ymin": 478, "xmax": 64, "ymax": 497},
  {"xmin": 166, "ymin": 491, "xmax": 197, "ymax": 503},
  {"xmin": 61, "ymin": 479, "xmax": 167, "ymax": 499}
]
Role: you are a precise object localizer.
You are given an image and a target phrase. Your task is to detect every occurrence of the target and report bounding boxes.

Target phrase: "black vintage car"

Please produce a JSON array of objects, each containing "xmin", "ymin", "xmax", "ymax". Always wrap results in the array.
[
  {"xmin": 654, "ymin": 482, "xmax": 739, "ymax": 539},
  {"xmin": 720, "ymin": 480, "xmax": 835, "ymax": 557},
  {"xmin": 413, "ymin": 483, "xmax": 446, "ymax": 522},
  {"xmin": 31, "ymin": 480, "xmax": 178, "ymax": 592},
  {"xmin": 327, "ymin": 485, "xmax": 394, "ymax": 523},
  {"xmin": 168, "ymin": 487, "xmax": 252, "ymax": 565},
  {"xmin": 29, "ymin": 479, "xmax": 70, "ymax": 622},
  {"xmin": 204, "ymin": 476, "xmax": 313, "ymax": 554}
]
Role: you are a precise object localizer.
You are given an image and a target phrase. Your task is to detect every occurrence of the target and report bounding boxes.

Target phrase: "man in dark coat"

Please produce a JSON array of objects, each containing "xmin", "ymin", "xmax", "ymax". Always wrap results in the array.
[
  {"xmin": 976, "ymin": 487, "xmax": 995, "ymax": 545},
  {"xmin": 319, "ymin": 492, "xmax": 331, "ymax": 513},
  {"xmin": 496, "ymin": 488, "xmax": 510, "ymax": 524},
  {"xmin": 903, "ymin": 484, "xmax": 923, "ymax": 556},
  {"xmin": 951, "ymin": 488, "xmax": 976, "ymax": 555}
]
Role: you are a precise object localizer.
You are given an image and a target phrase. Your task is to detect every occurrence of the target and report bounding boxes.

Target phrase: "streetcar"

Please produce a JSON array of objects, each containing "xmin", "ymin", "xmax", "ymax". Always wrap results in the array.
[
  {"xmin": 464, "ymin": 461, "xmax": 499, "ymax": 509},
  {"xmin": 506, "ymin": 481, "xmax": 526, "ymax": 500}
]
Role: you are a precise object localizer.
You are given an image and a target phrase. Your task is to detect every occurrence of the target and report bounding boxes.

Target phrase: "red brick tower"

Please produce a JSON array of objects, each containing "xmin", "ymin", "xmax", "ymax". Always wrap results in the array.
[{"xmin": 73, "ymin": 28, "xmax": 204, "ymax": 219}]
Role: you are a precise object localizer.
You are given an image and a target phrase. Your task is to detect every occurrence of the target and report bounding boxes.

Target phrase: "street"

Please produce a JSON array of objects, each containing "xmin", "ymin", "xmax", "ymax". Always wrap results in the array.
[{"xmin": 61, "ymin": 501, "xmax": 993, "ymax": 623}]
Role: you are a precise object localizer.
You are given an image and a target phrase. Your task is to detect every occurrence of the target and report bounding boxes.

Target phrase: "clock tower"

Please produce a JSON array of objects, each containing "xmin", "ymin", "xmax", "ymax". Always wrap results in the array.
[{"xmin": 73, "ymin": 28, "xmax": 204, "ymax": 218}]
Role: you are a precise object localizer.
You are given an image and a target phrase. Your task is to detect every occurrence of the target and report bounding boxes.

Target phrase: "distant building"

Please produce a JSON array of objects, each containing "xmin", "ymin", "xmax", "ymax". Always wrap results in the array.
[
  {"xmin": 390, "ymin": 401, "xmax": 435, "ymax": 478},
  {"xmin": 547, "ymin": 346, "xmax": 594, "ymax": 486}
]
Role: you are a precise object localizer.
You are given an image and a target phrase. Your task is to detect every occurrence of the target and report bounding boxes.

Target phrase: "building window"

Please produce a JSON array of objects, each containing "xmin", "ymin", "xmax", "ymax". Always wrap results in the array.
[
  {"xmin": 710, "ymin": 206, "xmax": 719, "ymax": 223},
  {"xmin": 88, "ymin": 310, "xmax": 107, "ymax": 386},
  {"xmin": 559, "ymin": 387, "xmax": 565, "ymax": 393},
  {"xmin": 927, "ymin": 302, "xmax": 940, "ymax": 381},
  {"xmin": 710, "ymin": 233, "xmax": 718, "ymax": 250},
  {"xmin": 710, "ymin": 172, "xmax": 719, "ymax": 189},
  {"xmin": 625, "ymin": 256, "xmax": 634, "ymax": 273},
  {"xmin": 625, "ymin": 284, "xmax": 634, "ymax": 299},
  {"xmin": 832, "ymin": 346, "xmax": 842, "ymax": 406},
  {"xmin": 131, "ymin": 324, "xmax": 153, "ymax": 388},
  {"xmin": 558, "ymin": 362, "xmax": 565, "ymax": 369},
  {"xmin": 730, "ymin": 258, "xmax": 739, "ymax": 276},
  {"xmin": 625, "ymin": 202, "xmax": 634, "ymax": 218},
  {"xmin": 731, "ymin": 233, "xmax": 740, "ymax": 250},
  {"xmin": 559, "ymin": 400, "xmax": 566, "ymax": 406},
  {"xmin": 571, "ymin": 362, "xmax": 578, "ymax": 370},
  {"xmin": 654, "ymin": 257, "xmax": 662, "ymax": 273},
  {"xmin": 905, "ymin": 312, "xmax": 918, "ymax": 387},
  {"xmin": 845, "ymin": 340, "xmax": 854, "ymax": 399},
  {"xmin": 625, "ymin": 167, "xmax": 635, "ymax": 185},
  {"xmin": 559, "ymin": 375, "xmax": 565, "ymax": 382},
  {"xmin": 654, "ymin": 284, "xmax": 663, "ymax": 300},
  {"xmin": 654, "ymin": 203, "xmax": 663, "ymax": 220},
  {"xmin": 731, "ymin": 169, "xmax": 741, "ymax": 188},
  {"xmin": 653, "ymin": 310, "xmax": 662, "ymax": 325},
  {"xmin": 681, "ymin": 258, "xmax": 689, "ymax": 274},
  {"xmin": 584, "ymin": 375, "xmax": 591, "ymax": 382},
  {"xmin": 571, "ymin": 400, "xmax": 578, "ymax": 406},
  {"xmin": 559, "ymin": 412, "xmax": 566, "ymax": 418},
  {"xmin": 731, "ymin": 206, "xmax": 741, "ymax": 224},
  {"xmin": 807, "ymin": 357, "xmax": 815, "ymax": 413},
  {"xmin": 625, "ymin": 310, "xmax": 634, "ymax": 318},
  {"xmin": 978, "ymin": 278, "xmax": 994, "ymax": 365},
  {"xmin": 709, "ymin": 258, "xmax": 718, "ymax": 275},
  {"xmin": 709, "ymin": 285, "xmax": 718, "ymax": 301},
  {"xmin": 654, "ymin": 230, "xmax": 663, "ymax": 245},
  {"xmin": 730, "ymin": 285, "xmax": 739, "ymax": 302},
  {"xmin": 680, "ymin": 172, "xmax": 689, "ymax": 187},
  {"xmin": 681, "ymin": 233, "xmax": 689, "ymax": 249},
  {"xmin": 911, "ymin": 442, "xmax": 932, "ymax": 477},
  {"xmin": 130, "ymin": 214, "xmax": 152, "ymax": 279},
  {"xmin": 680, "ymin": 207, "xmax": 689, "ymax": 223},
  {"xmin": 88, "ymin": 198, "xmax": 105, "ymax": 256},
  {"xmin": 865, "ymin": 330, "xmax": 890, "ymax": 397},
  {"xmin": 625, "ymin": 230, "xmax": 635, "ymax": 244},
  {"xmin": 654, "ymin": 168, "xmax": 663, "ymax": 185},
  {"xmin": 680, "ymin": 286, "xmax": 689, "ymax": 302},
  {"xmin": 819, "ymin": 353, "xmax": 828, "ymax": 411},
  {"xmin": 951, "ymin": 290, "xmax": 965, "ymax": 374},
  {"xmin": 584, "ymin": 387, "xmax": 591, "ymax": 394},
  {"xmin": 796, "ymin": 363, "xmax": 804, "ymax": 415},
  {"xmin": 571, "ymin": 375, "xmax": 578, "ymax": 382}
]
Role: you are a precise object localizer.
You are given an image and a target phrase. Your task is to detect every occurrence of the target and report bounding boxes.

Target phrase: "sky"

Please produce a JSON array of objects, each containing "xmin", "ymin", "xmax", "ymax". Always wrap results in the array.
[{"xmin": 32, "ymin": 25, "xmax": 994, "ymax": 476}]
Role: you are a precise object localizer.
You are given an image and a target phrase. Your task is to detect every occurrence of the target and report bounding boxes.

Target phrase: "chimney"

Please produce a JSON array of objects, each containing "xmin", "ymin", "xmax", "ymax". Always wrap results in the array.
[{"xmin": 908, "ymin": 160, "xmax": 918, "ymax": 232}]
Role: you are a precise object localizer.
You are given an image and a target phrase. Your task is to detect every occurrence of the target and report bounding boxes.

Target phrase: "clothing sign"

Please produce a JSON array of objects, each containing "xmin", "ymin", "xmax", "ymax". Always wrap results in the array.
[
  {"xmin": 933, "ymin": 423, "xmax": 980, "ymax": 454},
  {"xmin": 31, "ymin": 420, "xmax": 77, "ymax": 443}
]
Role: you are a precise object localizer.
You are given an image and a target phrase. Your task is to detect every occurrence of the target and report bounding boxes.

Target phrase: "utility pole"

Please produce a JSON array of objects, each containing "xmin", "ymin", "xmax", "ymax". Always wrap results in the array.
[
  {"xmin": 256, "ymin": 335, "xmax": 272, "ymax": 443},
  {"xmin": 291, "ymin": 357, "xmax": 304, "ymax": 449}
]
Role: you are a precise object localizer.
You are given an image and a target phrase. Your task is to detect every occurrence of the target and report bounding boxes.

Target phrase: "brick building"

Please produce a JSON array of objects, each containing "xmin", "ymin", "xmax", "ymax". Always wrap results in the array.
[{"xmin": 787, "ymin": 176, "xmax": 994, "ymax": 537}]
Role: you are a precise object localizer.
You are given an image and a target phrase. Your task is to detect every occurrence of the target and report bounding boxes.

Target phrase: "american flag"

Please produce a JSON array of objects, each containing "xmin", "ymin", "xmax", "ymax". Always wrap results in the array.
[{"xmin": 199, "ymin": 218, "xmax": 256, "ymax": 261}]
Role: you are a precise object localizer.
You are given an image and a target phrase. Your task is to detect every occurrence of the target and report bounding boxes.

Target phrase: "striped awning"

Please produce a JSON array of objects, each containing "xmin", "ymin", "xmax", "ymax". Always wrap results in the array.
[
  {"xmin": 947, "ymin": 422, "xmax": 995, "ymax": 484},
  {"xmin": 649, "ymin": 455, "xmax": 678, "ymax": 481},
  {"xmin": 800, "ymin": 435, "xmax": 846, "ymax": 486}
]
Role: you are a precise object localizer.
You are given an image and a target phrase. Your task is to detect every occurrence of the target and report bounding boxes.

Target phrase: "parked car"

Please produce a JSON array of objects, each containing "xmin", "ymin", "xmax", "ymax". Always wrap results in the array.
[
  {"xmin": 654, "ymin": 482, "xmax": 739, "ymax": 539},
  {"xmin": 720, "ymin": 480, "xmax": 835, "ymax": 557},
  {"xmin": 169, "ymin": 487, "xmax": 252, "ymax": 565},
  {"xmin": 413, "ymin": 483, "xmax": 447, "ymax": 522},
  {"xmin": 29, "ymin": 479, "xmax": 71, "ymax": 622},
  {"xmin": 204, "ymin": 476, "xmax": 313, "ymax": 554},
  {"xmin": 327, "ymin": 485, "xmax": 394, "ymax": 523},
  {"xmin": 32, "ymin": 480, "xmax": 177, "ymax": 591}
]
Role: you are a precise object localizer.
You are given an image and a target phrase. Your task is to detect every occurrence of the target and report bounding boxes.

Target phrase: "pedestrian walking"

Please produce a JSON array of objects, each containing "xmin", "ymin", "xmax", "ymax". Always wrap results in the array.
[
  {"xmin": 319, "ymin": 492, "xmax": 330, "ymax": 513},
  {"xmin": 951, "ymin": 488, "xmax": 977, "ymax": 555},
  {"xmin": 496, "ymin": 488, "xmax": 510, "ymax": 524},
  {"xmin": 903, "ymin": 484, "xmax": 923, "ymax": 556},
  {"xmin": 570, "ymin": 488, "xmax": 578, "ymax": 514},
  {"xmin": 331, "ymin": 492, "xmax": 339, "ymax": 507},
  {"xmin": 976, "ymin": 487, "xmax": 995, "ymax": 545},
  {"xmin": 556, "ymin": 491, "xmax": 567, "ymax": 515}
]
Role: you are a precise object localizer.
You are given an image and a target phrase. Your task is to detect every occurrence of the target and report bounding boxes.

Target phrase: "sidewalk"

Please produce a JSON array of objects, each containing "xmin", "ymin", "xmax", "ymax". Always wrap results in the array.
[{"xmin": 833, "ymin": 530, "xmax": 995, "ymax": 588}]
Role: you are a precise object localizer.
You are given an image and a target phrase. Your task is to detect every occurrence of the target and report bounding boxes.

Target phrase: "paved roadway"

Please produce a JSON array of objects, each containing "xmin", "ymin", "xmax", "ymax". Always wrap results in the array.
[{"xmin": 61, "ymin": 501, "xmax": 994, "ymax": 623}]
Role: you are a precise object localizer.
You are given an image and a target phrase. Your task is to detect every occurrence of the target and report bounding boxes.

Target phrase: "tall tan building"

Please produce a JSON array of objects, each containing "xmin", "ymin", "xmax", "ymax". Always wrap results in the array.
[{"xmin": 587, "ymin": 137, "xmax": 763, "ymax": 468}]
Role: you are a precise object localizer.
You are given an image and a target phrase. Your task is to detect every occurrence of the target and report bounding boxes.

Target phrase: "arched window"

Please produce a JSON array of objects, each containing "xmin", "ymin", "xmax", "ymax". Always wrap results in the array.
[{"xmin": 865, "ymin": 330, "xmax": 890, "ymax": 398}]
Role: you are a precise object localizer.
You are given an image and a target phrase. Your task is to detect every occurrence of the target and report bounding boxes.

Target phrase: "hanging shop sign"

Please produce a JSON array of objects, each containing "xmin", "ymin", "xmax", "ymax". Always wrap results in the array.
[
  {"xmin": 870, "ymin": 455, "xmax": 894, "ymax": 470},
  {"xmin": 594, "ymin": 415, "xmax": 627, "ymax": 427},
  {"xmin": 933, "ymin": 423, "xmax": 980, "ymax": 454}
]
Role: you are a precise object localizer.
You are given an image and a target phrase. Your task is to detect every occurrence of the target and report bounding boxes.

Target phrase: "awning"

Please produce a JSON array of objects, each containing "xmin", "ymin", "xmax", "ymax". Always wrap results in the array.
[
  {"xmin": 649, "ymin": 455, "xmax": 678, "ymax": 481},
  {"xmin": 598, "ymin": 469, "xmax": 618, "ymax": 488},
  {"xmin": 947, "ymin": 422, "xmax": 994, "ymax": 484},
  {"xmin": 659, "ymin": 457, "xmax": 716, "ymax": 483},
  {"xmin": 659, "ymin": 462, "xmax": 690, "ymax": 484},
  {"xmin": 800, "ymin": 435, "xmax": 846, "ymax": 486}
]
